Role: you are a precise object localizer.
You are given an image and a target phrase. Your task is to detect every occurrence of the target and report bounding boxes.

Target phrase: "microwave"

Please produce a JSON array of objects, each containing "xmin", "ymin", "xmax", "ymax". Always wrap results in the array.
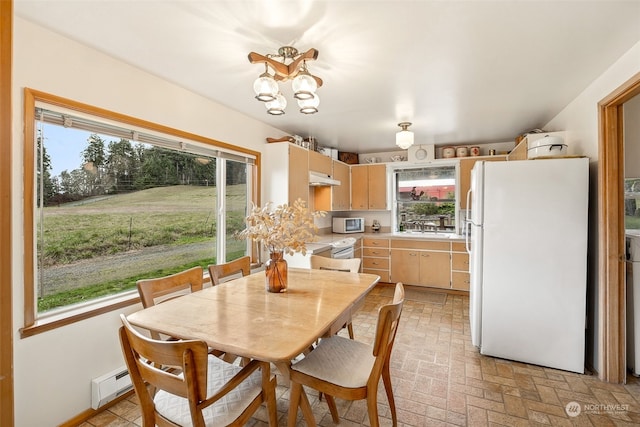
[{"xmin": 332, "ymin": 217, "xmax": 365, "ymax": 234}]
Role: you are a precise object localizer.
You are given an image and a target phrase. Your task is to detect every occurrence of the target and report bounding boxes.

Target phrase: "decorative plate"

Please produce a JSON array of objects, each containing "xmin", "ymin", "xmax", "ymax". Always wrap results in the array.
[{"xmin": 415, "ymin": 148, "xmax": 428, "ymax": 160}]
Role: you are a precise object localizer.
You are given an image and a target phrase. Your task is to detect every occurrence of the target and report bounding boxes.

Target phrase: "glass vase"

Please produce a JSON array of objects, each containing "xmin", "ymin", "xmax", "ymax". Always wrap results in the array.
[{"xmin": 265, "ymin": 251, "xmax": 288, "ymax": 293}]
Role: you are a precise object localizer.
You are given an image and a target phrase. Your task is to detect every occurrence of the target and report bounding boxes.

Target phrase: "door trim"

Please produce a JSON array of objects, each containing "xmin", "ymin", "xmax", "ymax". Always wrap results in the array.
[
  {"xmin": 598, "ymin": 71, "xmax": 640, "ymax": 383},
  {"xmin": 0, "ymin": 0, "xmax": 13, "ymax": 425}
]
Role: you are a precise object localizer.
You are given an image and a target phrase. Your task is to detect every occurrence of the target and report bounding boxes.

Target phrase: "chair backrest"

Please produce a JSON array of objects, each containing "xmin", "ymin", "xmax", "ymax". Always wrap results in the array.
[
  {"xmin": 370, "ymin": 283, "xmax": 404, "ymax": 382},
  {"xmin": 208, "ymin": 256, "xmax": 251, "ymax": 286},
  {"xmin": 309, "ymin": 255, "xmax": 361, "ymax": 273},
  {"xmin": 136, "ymin": 266, "xmax": 204, "ymax": 308},
  {"xmin": 119, "ymin": 314, "xmax": 210, "ymax": 426}
]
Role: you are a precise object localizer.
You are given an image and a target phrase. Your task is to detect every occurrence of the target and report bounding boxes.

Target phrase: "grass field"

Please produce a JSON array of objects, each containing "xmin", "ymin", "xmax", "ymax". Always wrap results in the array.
[{"xmin": 38, "ymin": 185, "xmax": 248, "ymax": 311}]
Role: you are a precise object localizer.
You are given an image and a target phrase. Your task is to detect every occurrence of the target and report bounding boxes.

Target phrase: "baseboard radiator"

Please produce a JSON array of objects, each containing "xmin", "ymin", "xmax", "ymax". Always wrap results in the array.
[{"xmin": 91, "ymin": 366, "xmax": 133, "ymax": 409}]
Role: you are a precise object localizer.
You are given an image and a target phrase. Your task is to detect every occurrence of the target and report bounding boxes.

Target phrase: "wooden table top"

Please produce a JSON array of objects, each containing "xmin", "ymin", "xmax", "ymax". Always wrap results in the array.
[{"xmin": 126, "ymin": 267, "xmax": 380, "ymax": 363}]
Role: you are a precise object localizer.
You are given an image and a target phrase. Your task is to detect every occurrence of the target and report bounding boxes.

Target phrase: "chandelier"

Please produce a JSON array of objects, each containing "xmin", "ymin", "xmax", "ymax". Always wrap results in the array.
[
  {"xmin": 396, "ymin": 122, "xmax": 414, "ymax": 149},
  {"xmin": 248, "ymin": 46, "xmax": 322, "ymax": 115}
]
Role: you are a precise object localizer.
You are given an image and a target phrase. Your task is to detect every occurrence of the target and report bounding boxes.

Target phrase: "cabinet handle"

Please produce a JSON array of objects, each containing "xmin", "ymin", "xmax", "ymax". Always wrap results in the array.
[
  {"xmin": 409, "ymin": 253, "xmax": 417, "ymax": 257},
  {"xmin": 421, "ymin": 253, "xmax": 430, "ymax": 257}
]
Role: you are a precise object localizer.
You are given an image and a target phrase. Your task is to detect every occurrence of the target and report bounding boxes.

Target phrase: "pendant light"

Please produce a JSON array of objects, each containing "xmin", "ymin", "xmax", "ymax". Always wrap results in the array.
[
  {"xmin": 248, "ymin": 46, "xmax": 322, "ymax": 115},
  {"xmin": 396, "ymin": 122, "xmax": 414, "ymax": 149}
]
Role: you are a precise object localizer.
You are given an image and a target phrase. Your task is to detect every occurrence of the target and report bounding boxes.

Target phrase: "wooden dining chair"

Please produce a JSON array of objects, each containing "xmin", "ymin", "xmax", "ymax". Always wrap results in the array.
[
  {"xmin": 287, "ymin": 283, "xmax": 405, "ymax": 427},
  {"xmin": 136, "ymin": 266, "xmax": 229, "ymax": 360},
  {"xmin": 119, "ymin": 314, "xmax": 278, "ymax": 427},
  {"xmin": 136, "ymin": 266, "xmax": 204, "ymax": 341},
  {"xmin": 208, "ymin": 256, "xmax": 251, "ymax": 286},
  {"xmin": 309, "ymin": 254, "xmax": 361, "ymax": 273},
  {"xmin": 310, "ymin": 255, "xmax": 362, "ymax": 339},
  {"xmin": 207, "ymin": 257, "xmax": 253, "ymax": 365},
  {"xmin": 137, "ymin": 266, "xmax": 204, "ymax": 309}
]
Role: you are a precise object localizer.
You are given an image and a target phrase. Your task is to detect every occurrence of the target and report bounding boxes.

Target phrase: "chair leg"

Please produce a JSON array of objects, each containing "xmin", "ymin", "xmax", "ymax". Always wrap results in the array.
[
  {"xmin": 299, "ymin": 385, "xmax": 317, "ymax": 427},
  {"xmin": 347, "ymin": 321, "xmax": 355, "ymax": 339},
  {"xmin": 382, "ymin": 360, "xmax": 398, "ymax": 427},
  {"xmin": 266, "ymin": 377, "xmax": 278, "ymax": 427},
  {"xmin": 324, "ymin": 394, "xmax": 340, "ymax": 424},
  {"xmin": 287, "ymin": 382, "xmax": 302, "ymax": 427},
  {"xmin": 366, "ymin": 393, "xmax": 380, "ymax": 427}
]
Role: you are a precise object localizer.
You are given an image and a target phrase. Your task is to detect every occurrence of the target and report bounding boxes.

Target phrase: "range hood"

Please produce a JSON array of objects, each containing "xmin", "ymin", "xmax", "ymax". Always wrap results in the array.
[{"xmin": 309, "ymin": 171, "xmax": 341, "ymax": 187}]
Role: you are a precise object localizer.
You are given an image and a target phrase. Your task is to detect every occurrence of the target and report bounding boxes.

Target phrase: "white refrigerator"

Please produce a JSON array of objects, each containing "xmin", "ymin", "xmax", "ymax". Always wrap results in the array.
[{"xmin": 466, "ymin": 158, "xmax": 589, "ymax": 373}]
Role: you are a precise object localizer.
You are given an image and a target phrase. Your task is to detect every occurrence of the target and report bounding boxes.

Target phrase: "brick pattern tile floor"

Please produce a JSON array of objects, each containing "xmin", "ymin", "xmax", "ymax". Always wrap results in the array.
[{"xmin": 82, "ymin": 284, "xmax": 640, "ymax": 426}]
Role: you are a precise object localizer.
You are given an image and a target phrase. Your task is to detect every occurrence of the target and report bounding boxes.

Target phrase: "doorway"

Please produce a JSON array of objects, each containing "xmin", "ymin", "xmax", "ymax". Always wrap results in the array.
[{"xmin": 599, "ymin": 72, "xmax": 640, "ymax": 383}]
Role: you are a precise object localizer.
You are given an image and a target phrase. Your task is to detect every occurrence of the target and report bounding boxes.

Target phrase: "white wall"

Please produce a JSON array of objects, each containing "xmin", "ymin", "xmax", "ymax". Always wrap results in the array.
[
  {"xmin": 544, "ymin": 40, "xmax": 640, "ymax": 374},
  {"xmin": 12, "ymin": 17, "xmax": 286, "ymax": 426}
]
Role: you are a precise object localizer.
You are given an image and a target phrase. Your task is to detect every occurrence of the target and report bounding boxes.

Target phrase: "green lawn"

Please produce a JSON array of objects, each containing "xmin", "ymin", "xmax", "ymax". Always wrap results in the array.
[{"xmin": 37, "ymin": 185, "xmax": 249, "ymax": 311}]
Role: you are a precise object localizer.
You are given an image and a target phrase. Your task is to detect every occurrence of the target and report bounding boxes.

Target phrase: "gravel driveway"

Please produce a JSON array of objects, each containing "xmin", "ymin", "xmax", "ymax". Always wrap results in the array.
[{"xmin": 40, "ymin": 241, "xmax": 216, "ymax": 295}]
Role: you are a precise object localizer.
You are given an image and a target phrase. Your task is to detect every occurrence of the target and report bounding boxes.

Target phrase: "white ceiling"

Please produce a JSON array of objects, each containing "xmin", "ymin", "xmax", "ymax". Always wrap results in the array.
[{"xmin": 14, "ymin": 0, "xmax": 640, "ymax": 154}]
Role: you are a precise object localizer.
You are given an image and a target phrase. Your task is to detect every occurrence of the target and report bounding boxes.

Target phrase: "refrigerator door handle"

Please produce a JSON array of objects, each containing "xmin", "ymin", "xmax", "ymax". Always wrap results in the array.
[{"xmin": 465, "ymin": 188, "xmax": 473, "ymax": 254}]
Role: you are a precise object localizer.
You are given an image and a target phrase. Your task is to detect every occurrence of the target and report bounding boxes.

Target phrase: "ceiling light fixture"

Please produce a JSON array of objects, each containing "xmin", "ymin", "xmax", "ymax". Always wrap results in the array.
[
  {"xmin": 248, "ymin": 46, "xmax": 322, "ymax": 115},
  {"xmin": 396, "ymin": 122, "xmax": 414, "ymax": 149}
]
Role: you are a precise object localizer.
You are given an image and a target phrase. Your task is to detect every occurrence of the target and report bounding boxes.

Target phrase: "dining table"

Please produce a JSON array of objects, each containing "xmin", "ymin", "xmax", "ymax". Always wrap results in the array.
[{"xmin": 126, "ymin": 266, "xmax": 380, "ymax": 424}]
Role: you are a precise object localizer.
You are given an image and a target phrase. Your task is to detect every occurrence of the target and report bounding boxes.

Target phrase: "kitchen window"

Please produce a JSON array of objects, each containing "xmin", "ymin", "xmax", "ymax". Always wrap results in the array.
[
  {"xmin": 393, "ymin": 166, "xmax": 457, "ymax": 233},
  {"xmin": 22, "ymin": 89, "xmax": 258, "ymax": 335}
]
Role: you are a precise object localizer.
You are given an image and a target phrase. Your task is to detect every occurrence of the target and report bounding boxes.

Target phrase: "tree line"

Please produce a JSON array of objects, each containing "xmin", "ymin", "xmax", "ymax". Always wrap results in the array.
[{"xmin": 37, "ymin": 134, "xmax": 246, "ymax": 206}]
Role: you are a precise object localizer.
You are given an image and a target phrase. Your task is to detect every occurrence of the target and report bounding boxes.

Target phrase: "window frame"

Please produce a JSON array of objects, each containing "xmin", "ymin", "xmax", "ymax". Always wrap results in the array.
[
  {"xmin": 21, "ymin": 88, "xmax": 261, "ymax": 337},
  {"xmin": 391, "ymin": 163, "xmax": 459, "ymax": 233}
]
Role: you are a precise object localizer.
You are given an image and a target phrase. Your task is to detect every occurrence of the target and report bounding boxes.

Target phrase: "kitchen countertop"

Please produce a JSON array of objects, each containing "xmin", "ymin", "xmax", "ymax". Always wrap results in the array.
[{"xmin": 312, "ymin": 232, "xmax": 466, "ymax": 244}]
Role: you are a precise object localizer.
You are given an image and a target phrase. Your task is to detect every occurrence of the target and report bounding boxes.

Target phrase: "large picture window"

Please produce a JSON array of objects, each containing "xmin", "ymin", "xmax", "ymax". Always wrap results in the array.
[{"xmin": 22, "ymin": 89, "xmax": 258, "ymax": 334}]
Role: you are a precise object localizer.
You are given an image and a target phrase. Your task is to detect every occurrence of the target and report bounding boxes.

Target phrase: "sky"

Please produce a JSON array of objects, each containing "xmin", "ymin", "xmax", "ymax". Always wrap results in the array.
[{"xmin": 41, "ymin": 123, "xmax": 104, "ymax": 178}]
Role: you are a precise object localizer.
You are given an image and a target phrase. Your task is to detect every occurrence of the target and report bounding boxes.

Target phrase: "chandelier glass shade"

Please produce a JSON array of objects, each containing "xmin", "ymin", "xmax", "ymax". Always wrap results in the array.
[
  {"xmin": 396, "ymin": 122, "xmax": 414, "ymax": 149},
  {"xmin": 265, "ymin": 93, "xmax": 287, "ymax": 116},
  {"xmin": 253, "ymin": 69, "xmax": 278, "ymax": 102},
  {"xmin": 292, "ymin": 67, "xmax": 317, "ymax": 100},
  {"xmin": 298, "ymin": 93, "xmax": 319, "ymax": 114},
  {"xmin": 249, "ymin": 46, "xmax": 322, "ymax": 115}
]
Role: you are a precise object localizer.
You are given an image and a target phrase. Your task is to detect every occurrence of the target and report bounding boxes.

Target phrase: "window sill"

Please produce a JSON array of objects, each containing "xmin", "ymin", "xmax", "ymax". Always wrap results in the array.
[{"xmin": 20, "ymin": 292, "xmax": 141, "ymax": 338}]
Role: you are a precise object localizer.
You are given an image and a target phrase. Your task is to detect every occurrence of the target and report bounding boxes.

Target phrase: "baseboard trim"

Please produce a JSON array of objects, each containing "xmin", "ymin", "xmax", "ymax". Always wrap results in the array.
[{"xmin": 58, "ymin": 389, "xmax": 135, "ymax": 427}]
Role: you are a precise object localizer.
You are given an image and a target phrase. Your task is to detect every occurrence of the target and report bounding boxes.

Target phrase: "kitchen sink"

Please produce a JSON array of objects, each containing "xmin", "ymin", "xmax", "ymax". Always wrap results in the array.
[{"xmin": 395, "ymin": 231, "xmax": 459, "ymax": 239}]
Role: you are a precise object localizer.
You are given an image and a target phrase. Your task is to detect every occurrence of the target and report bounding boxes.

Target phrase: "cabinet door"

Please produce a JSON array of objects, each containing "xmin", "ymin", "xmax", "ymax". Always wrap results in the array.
[
  {"xmin": 390, "ymin": 249, "xmax": 420, "ymax": 285},
  {"xmin": 332, "ymin": 160, "xmax": 350, "ymax": 211},
  {"xmin": 459, "ymin": 158, "xmax": 476, "ymax": 210},
  {"xmin": 308, "ymin": 150, "xmax": 332, "ymax": 175},
  {"xmin": 419, "ymin": 251, "xmax": 450, "ymax": 288},
  {"xmin": 368, "ymin": 164, "xmax": 387, "ymax": 209},
  {"xmin": 288, "ymin": 144, "xmax": 309, "ymax": 205},
  {"xmin": 459, "ymin": 157, "xmax": 505, "ymax": 209},
  {"xmin": 452, "ymin": 272, "xmax": 470, "ymax": 291},
  {"xmin": 452, "ymin": 252, "xmax": 469, "ymax": 271},
  {"xmin": 351, "ymin": 165, "xmax": 368, "ymax": 210}
]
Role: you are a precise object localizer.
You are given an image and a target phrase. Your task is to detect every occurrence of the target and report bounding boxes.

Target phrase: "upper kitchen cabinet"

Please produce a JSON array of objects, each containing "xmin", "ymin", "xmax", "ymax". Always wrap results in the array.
[
  {"xmin": 351, "ymin": 164, "xmax": 388, "ymax": 210},
  {"xmin": 263, "ymin": 143, "xmax": 309, "ymax": 206},
  {"xmin": 458, "ymin": 156, "xmax": 505, "ymax": 210},
  {"xmin": 308, "ymin": 150, "xmax": 332, "ymax": 176},
  {"xmin": 332, "ymin": 160, "xmax": 351, "ymax": 210},
  {"xmin": 314, "ymin": 159, "xmax": 351, "ymax": 211}
]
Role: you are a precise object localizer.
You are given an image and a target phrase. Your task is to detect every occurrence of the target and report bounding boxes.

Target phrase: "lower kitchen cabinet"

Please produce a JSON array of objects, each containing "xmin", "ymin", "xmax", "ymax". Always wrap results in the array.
[
  {"xmin": 419, "ymin": 251, "xmax": 450, "ymax": 288},
  {"xmin": 362, "ymin": 238, "xmax": 390, "ymax": 282},
  {"xmin": 451, "ymin": 242, "xmax": 470, "ymax": 290},
  {"xmin": 389, "ymin": 238, "xmax": 467, "ymax": 290},
  {"xmin": 390, "ymin": 248, "xmax": 449, "ymax": 288}
]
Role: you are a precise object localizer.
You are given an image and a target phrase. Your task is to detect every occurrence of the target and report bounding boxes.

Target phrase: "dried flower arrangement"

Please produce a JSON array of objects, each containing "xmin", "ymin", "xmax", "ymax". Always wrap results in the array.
[{"xmin": 237, "ymin": 198, "xmax": 326, "ymax": 255}]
